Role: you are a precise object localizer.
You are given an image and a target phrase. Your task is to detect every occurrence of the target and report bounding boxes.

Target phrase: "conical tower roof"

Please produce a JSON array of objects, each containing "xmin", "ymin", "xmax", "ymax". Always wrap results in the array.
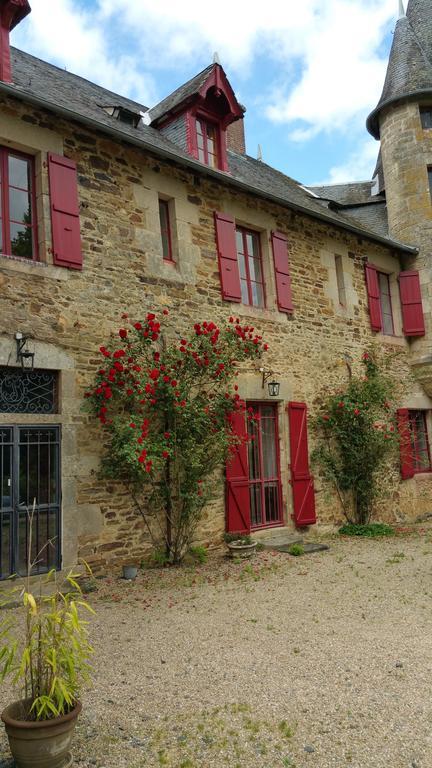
[{"xmin": 367, "ymin": 0, "xmax": 432, "ymax": 138}]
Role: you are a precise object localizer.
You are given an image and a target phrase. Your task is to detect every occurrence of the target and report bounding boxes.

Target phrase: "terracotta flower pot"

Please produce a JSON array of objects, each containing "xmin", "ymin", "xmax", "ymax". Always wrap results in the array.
[{"xmin": 1, "ymin": 699, "xmax": 82, "ymax": 768}]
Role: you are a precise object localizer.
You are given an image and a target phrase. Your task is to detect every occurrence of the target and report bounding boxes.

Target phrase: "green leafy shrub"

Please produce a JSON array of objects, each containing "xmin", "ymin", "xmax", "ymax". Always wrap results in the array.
[
  {"xmin": 85, "ymin": 313, "xmax": 267, "ymax": 564},
  {"xmin": 188, "ymin": 545, "xmax": 208, "ymax": 564},
  {"xmin": 288, "ymin": 543, "xmax": 304, "ymax": 556},
  {"xmin": 339, "ymin": 522, "xmax": 395, "ymax": 537},
  {"xmin": 312, "ymin": 351, "xmax": 399, "ymax": 526},
  {"xmin": 224, "ymin": 532, "xmax": 253, "ymax": 545}
]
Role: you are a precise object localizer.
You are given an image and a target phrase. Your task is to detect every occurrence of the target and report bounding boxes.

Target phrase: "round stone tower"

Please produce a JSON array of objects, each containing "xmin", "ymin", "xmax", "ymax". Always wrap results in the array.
[{"xmin": 367, "ymin": 0, "xmax": 432, "ymax": 361}]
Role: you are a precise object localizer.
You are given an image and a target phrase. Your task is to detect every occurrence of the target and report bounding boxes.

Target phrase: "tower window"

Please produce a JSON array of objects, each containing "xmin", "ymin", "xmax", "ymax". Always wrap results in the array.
[
  {"xmin": 196, "ymin": 118, "xmax": 220, "ymax": 168},
  {"xmin": 377, "ymin": 271, "xmax": 394, "ymax": 336},
  {"xmin": 158, "ymin": 199, "xmax": 174, "ymax": 262},
  {"xmin": 334, "ymin": 255, "xmax": 346, "ymax": 306},
  {"xmin": 420, "ymin": 108, "xmax": 432, "ymax": 130}
]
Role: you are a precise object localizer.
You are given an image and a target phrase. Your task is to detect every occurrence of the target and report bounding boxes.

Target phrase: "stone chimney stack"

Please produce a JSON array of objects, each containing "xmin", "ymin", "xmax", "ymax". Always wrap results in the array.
[{"xmin": 0, "ymin": 0, "xmax": 31, "ymax": 83}]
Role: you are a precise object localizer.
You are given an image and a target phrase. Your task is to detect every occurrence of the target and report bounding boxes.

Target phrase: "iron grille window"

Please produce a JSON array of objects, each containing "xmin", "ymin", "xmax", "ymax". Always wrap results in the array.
[{"xmin": 0, "ymin": 368, "xmax": 58, "ymax": 414}]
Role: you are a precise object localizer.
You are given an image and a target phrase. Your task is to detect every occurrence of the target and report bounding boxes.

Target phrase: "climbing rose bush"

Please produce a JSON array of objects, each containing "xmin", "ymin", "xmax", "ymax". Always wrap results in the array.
[
  {"xmin": 85, "ymin": 312, "xmax": 268, "ymax": 563},
  {"xmin": 312, "ymin": 351, "xmax": 399, "ymax": 526}
]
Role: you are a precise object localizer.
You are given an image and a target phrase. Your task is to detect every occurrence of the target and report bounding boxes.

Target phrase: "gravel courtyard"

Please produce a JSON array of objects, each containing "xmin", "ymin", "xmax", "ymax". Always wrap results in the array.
[{"xmin": 1, "ymin": 532, "xmax": 432, "ymax": 768}]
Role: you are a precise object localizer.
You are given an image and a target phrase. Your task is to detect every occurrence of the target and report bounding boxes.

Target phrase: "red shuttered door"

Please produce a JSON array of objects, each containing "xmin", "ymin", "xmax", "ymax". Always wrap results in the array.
[
  {"xmin": 271, "ymin": 231, "xmax": 294, "ymax": 313},
  {"xmin": 397, "ymin": 408, "xmax": 415, "ymax": 479},
  {"xmin": 365, "ymin": 264, "xmax": 382, "ymax": 331},
  {"xmin": 288, "ymin": 402, "xmax": 316, "ymax": 526},
  {"xmin": 48, "ymin": 153, "xmax": 82, "ymax": 270},
  {"xmin": 398, "ymin": 271, "xmax": 425, "ymax": 337},
  {"xmin": 214, "ymin": 211, "xmax": 241, "ymax": 302},
  {"xmin": 226, "ymin": 411, "xmax": 251, "ymax": 533}
]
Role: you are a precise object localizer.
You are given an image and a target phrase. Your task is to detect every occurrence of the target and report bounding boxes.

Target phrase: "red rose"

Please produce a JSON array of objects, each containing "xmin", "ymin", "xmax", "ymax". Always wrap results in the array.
[
  {"xmin": 179, "ymin": 346, "xmax": 186, "ymax": 353},
  {"xmin": 149, "ymin": 369, "xmax": 160, "ymax": 381},
  {"xmin": 138, "ymin": 456, "xmax": 145, "ymax": 464},
  {"xmin": 180, "ymin": 400, "xmax": 186, "ymax": 407},
  {"xmin": 129, "ymin": 422, "xmax": 136, "ymax": 429},
  {"xmin": 147, "ymin": 313, "xmax": 156, "ymax": 321},
  {"xmin": 171, "ymin": 380, "xmax": 178, "ymax": 387},
  {"xmin": 119, "ymin": 329, "xmax": 127, "ymax": 339},
  {"xmin": 162, "ymin": 451, "xmax": 169, "ymax": 459},
  {"xmin": 134, "ymin": 322, "xmax": 142, "ymax": 331},
  {"xmin": 338, "ymin": 401, "xmax": 344, "ymax": 408},
  {"xmin": 121, "ymin": 313, "xmax": 128, "ymax": 319},
  {"xmin": 104, "ymin": 388, "xmax": 112, "ymax": 400},
  {"xmin": 126, "ymin": 389, "xmax": 134, "ymax": 396},
  {"xmin": 354, "ymin": 408, "xmax": 360, "ymax": 416},
  {"xmin": 154, "ymin": 352, "xmax": 160, "ymax": 362},
  {"xmin": 322, "ymin": 415, "xmax": 329, "ymax": 421},
  {"xmin": 163, "ymin": 309, "xmax": 169, "ymax": 315},
  {"xmin": 113, "ymin": 350, "xmax": 125, "ymax": 359},
  {"xmin": 164, "ymin": 432, "xmax": 170, "ymax": 439}
]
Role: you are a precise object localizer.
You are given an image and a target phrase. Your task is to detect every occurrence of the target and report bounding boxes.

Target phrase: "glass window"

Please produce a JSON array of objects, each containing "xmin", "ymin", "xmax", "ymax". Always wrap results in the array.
[
  {"xmin": 246, "ymin": 403, "xmax": 282, "ymax": 528},
  {"xmin": 378, "ymin": 271, "xmax": 394, "ymax": 335},
  {"xmin": 236, "ymin": 227, "xmax": 265, "ymax": 308},
  {"xmin": 420, "ymin": 108, "xmax": 432, "ymax": 130},
  {"xmin": 158, "ymin": 199, "xmax": 174, "ymax": 261},
  {"xmin": 335, "ymin": 255, "xmax": 346, "ymax": 306},
  {"xmin": 409, "ymin": 411, "xmax": 431, "ymax": 473},
  {"xmin": 0, "ymin": 148, "xmax": 36, "ymax": 260},
  {"xmin": 195, "ymin": 118, "xmax": 220, "ymax": 168}
]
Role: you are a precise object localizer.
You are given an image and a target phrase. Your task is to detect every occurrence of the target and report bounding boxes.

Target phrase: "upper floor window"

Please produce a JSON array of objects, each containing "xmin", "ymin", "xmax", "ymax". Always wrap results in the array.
[
  {"xmin": 420, "ymin": 108, "xmax": 432, "ymax": 130},
  {"xmin": 236, "ymin": 227, "xmax": 265, "ymax": 307},
  {"xmin": 196, "ymin": 118, "xmax": 220, "ymax": 169},
  {"xmin": 0, "ymin": 147, "xmax": 37, "ymax": 261},
  {"xmin": 158, "ymin": 199, "xmax": 174, "ymax": 262},
  {"xmin": 409, "ymin": 410, "xmax": 431, "ymax": 473},
  {"xmin": 377, "ymin": 271, "xmax": 394, "ymax": 335}
]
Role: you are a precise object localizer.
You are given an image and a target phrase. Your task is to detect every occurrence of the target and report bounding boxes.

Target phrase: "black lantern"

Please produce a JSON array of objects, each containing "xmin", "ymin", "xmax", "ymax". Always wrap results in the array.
[
  {"xmin": 267, "ymin": 379, "xmax": 280, "ymax": 397},
  {"xmin": 16, "ymin": 333, "xmax": 35, "ymax": 370}
]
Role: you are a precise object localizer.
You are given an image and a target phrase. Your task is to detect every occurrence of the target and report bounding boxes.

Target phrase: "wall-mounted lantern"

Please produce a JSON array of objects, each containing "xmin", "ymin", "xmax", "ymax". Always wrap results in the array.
[
  {"xmin": 260, "ymin": 367, "xmax": 281, "ymax": 398},
  {"xmin": 15, "ymin": 332, "xmax": 35, "ymax": 370}
]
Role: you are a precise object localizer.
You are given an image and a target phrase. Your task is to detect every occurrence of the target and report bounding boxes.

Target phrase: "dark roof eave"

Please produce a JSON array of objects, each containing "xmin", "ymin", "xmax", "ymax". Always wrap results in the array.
[
  {"xmin": 367, "ymin": 88, "xmax": 432, "ymax": 138},
  {"xmin": 0, "ymin": 81, "xmax": 417, "ymax": 256}
]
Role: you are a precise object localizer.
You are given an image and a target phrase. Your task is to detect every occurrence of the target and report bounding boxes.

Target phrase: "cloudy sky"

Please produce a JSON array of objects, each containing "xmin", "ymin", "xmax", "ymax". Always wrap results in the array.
[{"xmin": 12, "ymin": 0, "xmax": 399, "ymax": 185}]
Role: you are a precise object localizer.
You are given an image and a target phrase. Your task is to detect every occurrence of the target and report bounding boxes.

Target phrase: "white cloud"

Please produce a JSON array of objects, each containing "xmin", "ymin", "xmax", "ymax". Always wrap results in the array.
[
  {"xmin": 12, "ymin": 0, "xmax": 156, "ymax": 105},
  {"xmin": 11, "ymin": 0, "xmax": 397, "ymax": 147},
  {"xmin": 316, "ymin": 137, "xmax": 379, "ymax": 184}
]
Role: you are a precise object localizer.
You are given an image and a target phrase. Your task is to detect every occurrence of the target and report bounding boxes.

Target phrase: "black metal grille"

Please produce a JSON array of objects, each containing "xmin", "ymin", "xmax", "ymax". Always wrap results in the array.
[
  {"xmin": 0, "ymin": 426, "xmax": 61, "ymax": 578},
  {"xmin": 0, "ymin": 368, "xmax": 57, "ymax": 414}
]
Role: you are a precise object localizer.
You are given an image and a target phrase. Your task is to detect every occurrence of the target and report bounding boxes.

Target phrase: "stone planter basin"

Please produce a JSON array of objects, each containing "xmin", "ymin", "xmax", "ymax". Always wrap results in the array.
[{"xmin": 226, "ymin": 540, "xmax": 257, "ymax": 559}]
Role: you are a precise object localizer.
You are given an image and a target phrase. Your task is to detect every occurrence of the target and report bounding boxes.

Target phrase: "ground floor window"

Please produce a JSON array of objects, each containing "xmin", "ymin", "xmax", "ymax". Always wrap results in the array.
[
  {"xmin": 409, "ymin": 410, "xmax": 431, "ymax": 473},
  {"xmin": 0, "ymin": 426, "xmax": 61, "ymax": 578},
  {"xmin": 247, "ymin": 403, "xmax": 282, "ymax": 529}
]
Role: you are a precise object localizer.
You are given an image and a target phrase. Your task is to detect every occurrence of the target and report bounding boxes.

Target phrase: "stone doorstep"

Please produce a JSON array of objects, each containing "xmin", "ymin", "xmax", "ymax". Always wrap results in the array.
[{"xmin": 255, "ymin": 534, "xmax": 330, "ymax": 555}]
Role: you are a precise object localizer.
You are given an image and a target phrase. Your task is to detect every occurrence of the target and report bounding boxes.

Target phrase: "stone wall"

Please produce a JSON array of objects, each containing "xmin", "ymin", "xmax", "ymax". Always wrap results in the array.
[{"xmin": 0, "ymin": 93, "xmax": 431, "ymax": 574}]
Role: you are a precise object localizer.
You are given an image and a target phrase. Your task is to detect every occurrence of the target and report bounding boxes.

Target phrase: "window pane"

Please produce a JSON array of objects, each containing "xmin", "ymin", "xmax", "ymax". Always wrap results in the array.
[
  {"xmin": 378, "ymin": 273, "xmax": 394, "ymax": 335},
  {"xmin": 420, "ymin": 109, "xmax": 432, "ymax": 129},
  {"xmin": 264, "ymin": 483, "xmax": 280, "ymax": 522},
  {"xmin": 250, "ymin": 484, "xmax": 262, "ymax": 527},
  {"xmin": 262, "ymin": 417, "xmax": 277, "ymax": 478},
  {"xmin": 240, "ymin": 279, "xmax": 249, "ymax": 305},
  {"xmin": 248, "ymin": 257, "xmax": 262, "ymax": 283},
  {"xmin": 10, "ymin": 223, "xmax": 33, "ymax": 259},
  {"xmin": 251, "ymin": 282, "xmax": 264, "ymax": 307},
  {"xmin": 9, "ymin": 187, "xmax": 31, "ymax": 224},
  {"xmin": 158, "ymin": 200, "xmax": 172, "ymax": 261},
  {"xmin": 236, "ymin": 230, "xmax": 244, "ymax": 254},
  {"xmin": 412, "ymin": 412, "xmax": 431, "ymax": 471},
  {"xmin": 247, "ymin": 420, "xmax": 260, "ymax": 479},
  {"xmin": 8, "ymin": 155, "xmax": 30, "ymax": 190},
  {"xmin": 237, "ymin": 251, "xmax": 247, "ymax": 279}
]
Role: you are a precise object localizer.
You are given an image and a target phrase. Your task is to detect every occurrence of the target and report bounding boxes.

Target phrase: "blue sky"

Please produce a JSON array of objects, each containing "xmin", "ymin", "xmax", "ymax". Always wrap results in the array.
[{"xmin": 12, "ymin": 0, "xmax": 399, "ymax": 185}]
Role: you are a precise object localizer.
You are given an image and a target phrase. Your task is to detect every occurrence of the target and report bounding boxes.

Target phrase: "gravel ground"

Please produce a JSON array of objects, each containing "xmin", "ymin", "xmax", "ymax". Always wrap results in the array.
[{"xmin": 1, "ymin": 531, "xmax": 432, "ymax": 768}]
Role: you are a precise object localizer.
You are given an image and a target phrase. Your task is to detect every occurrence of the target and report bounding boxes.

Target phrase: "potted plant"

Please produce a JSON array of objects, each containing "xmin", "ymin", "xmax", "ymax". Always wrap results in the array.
[
  {"xmin": 0, "ymin": 507, "xmax": 94, "ymax": 768},
  {"xmin": 224, "ymin": 532, "xmax": 257, "ymax": 559}
]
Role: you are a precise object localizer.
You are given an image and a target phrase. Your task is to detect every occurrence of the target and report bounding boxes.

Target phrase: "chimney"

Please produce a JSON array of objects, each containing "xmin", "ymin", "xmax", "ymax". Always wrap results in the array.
[
  {"xmin": 0, "ymin": 0, "xmax": 31, "ymax": 83},
  {"xmin": 227, "ymin": 118, "xmax": 246, "ymax": 155}
]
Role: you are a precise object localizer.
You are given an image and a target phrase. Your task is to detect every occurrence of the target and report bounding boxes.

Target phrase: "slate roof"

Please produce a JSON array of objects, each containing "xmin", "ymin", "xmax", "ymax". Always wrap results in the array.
[
  {"xmin": 148, "ymin": 64, "xmax": 214, "ymax": 124},
  {"xmin": 1, "ymin": 47, "xmax": 416, "ymax": 254},
  {"xmin": 367, "ymin": 0, "xmax": 432, "ymax": 138},
  {"xmin": 309, "ymin": 181, "xmax": 375, "ymax": 205}
]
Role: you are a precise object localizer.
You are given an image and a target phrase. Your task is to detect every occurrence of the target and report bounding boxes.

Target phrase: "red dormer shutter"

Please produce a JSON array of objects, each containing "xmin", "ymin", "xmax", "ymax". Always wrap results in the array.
[
  {"xmin": 398, "ymin": 270, "xmax": 425, "ymax": 337},
  {"xmin": 365, "ymin": 263, "xmax": 382, "ymax": 332},
  {"xmin": 271, "ymin": 231, "xmax": 294, "ymax": 314},
  {"xmin": 288, "ymin": 402, "xmax": 316, "ymax": 526},
  {"xmin": 48, "ymin": 153, "xmax": 82, "ymax": 270},
  {"xmin": 214, "ymin": 211, "xmax": 241, "ymax": 302},
  {"xmin": 397, "ymin": 409, "xmax": 415, "ymax": 480},
  {"xmin": 225, "ymin": 411, "xmax": 251, "ymax": 533}
]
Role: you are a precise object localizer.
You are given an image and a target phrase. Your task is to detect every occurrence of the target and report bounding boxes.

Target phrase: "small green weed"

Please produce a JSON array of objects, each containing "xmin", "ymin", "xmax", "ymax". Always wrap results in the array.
[
  {"xmin": 386, "ymin": 551, "xmax": 406, "ymax": 564},
  {"xmin": 339, "ymin": 522, "xmax": 395, "ymax": 538},
  {"xmin": 188, "ymin": 545, "xmax": 208, "ymax": 564},
  {"xmin": 278, "ymin": 720, "xmax": 294, "ymax": 739},
  {"xmin": 288, "ymin": 543, "xmax": 304, "ymax": 557}
]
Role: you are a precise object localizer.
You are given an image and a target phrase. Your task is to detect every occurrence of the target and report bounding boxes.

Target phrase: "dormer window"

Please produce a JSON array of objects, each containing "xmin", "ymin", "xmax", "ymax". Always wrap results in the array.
[
  {"xmin": 102, "ymin": 105, "xmax": 141, "ymax": 128},
  {"xmin": 196, "ymin": 118, "xmax": 219, "ymax": 168}
]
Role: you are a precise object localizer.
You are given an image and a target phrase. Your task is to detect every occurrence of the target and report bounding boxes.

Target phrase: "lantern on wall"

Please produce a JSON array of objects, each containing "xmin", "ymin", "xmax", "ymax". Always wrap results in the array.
[{"xmin": 260, "ymin": 368, "xmax": 281, "ymax": 398}]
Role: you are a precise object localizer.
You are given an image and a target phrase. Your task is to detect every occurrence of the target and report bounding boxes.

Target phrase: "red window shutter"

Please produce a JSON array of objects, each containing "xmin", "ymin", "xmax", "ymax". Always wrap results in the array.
[
  {"xmin": 48, "ymin": 153, "xmax": 82, "ymax": 270},
  {"xmin": 397, "ymin": 408, "xmax": 415, "ymax": 480},
  {"xmin": 225, "ymin": 411, "xmax": 251, "ymax": 533},
  {"xmin": 271, "ymin": 231, "xmax": 293, "ymax": 314},
  {"xmin": 214, "ymin": 211, "xmax": 241, "ymax": 302},
  {"xmin": 398, "ymin": 270, "xmax": 425, "ymax": 337},
  {"xmin": 288, "ymin": 402, "xmax": 316, "ymax": 526},
  {"xmin": 365, "ymin": 264, "xmax": 382, "ymax": 332}
]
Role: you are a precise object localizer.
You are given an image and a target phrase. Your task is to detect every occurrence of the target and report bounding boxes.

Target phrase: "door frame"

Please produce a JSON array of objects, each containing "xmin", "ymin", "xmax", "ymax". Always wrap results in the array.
[{"xmin": 247, "ymin": 401, "xmax": 283, "ymax": 530}]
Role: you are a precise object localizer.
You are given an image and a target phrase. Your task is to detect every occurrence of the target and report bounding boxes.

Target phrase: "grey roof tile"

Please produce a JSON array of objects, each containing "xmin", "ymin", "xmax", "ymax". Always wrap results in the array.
[
  {"xmin": 309, "ymin": 181, "xmax": 375, "ymax": 205},
  {"xmin": 148, "ymin": 64, "xmax": 214, "ymax": 124}
]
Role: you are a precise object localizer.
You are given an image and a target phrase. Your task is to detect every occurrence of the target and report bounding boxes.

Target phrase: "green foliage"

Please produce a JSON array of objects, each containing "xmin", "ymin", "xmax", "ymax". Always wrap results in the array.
[
  {"xmin": 224, "ymin": 532, "xmax": 253, "ymax": 545},
  {"xmin": 188, "ymin": 545, "xmax": 208, "ymax": 564},
  {"xmin": 0, "ymin": 573, "xmax": 94, "ymax": 721},
  {"xmin": 85, "ymin": 312, "xmax": 267, "ymax": 564},
  {"xmin": 150, "ymin": 549, "xmax": 171, "ymax": 567},
  {"xmin": 288, "ymin": 543, "xmax": 304, "ymax": 557},
  {"xmin": 339, "ymin": 522, "xmax": 395, "ymax": 537},
  {"xmin": 312, "ymin": 351, "xmax": 399, "ymax": 525}
]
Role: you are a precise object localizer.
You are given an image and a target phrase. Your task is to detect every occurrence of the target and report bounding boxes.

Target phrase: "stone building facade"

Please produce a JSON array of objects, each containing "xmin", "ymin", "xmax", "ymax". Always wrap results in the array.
[{"xmin": 0, "ymin": 0, "xmax": 431, "ymax": 574}]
